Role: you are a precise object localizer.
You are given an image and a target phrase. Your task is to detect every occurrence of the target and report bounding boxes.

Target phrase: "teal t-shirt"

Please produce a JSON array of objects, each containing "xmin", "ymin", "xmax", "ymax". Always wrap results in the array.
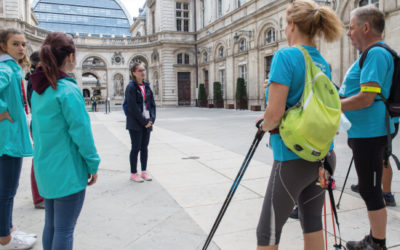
[
  {"xmin": 266, "ymin": 45, "xmax": 332, "ymax": 161},
  {"xmin": 339, "ymin": 41, "xmax": 394, "ymax": 138}
]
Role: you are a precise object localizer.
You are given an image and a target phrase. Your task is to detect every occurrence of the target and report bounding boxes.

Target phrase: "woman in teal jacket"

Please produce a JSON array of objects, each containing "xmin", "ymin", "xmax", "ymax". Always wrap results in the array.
[
  {"xmin": 0, "ymin": 29, "xmax": 36, "ymax": 250},
  {"xmin": 31, "ymin": 32, "xmax": 100, "ymax": 250}
]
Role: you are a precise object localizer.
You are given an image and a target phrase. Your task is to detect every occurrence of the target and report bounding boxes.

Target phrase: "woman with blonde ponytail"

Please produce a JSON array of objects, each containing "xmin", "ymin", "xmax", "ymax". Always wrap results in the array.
[
  {"xmin": 30, "ymin": 32, "xmax": 100, "ymax": 250},
  {"xmin": 255, "ymin": 1, "xmax": 343, "ymax": 249}
]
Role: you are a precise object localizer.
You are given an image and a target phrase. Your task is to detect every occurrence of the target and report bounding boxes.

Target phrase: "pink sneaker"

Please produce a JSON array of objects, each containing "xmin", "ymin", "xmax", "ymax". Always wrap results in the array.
[
  {"xmin": 141, "ymin": 172, "xmax": 152, "ymax": 181},
  {"xmin": 130, "ymin": 173, "xmax": 144, "ymax": 182}
]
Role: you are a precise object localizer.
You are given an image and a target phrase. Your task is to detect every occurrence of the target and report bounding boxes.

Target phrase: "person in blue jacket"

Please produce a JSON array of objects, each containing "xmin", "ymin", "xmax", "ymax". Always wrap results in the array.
[
  {"xmin": 255, "ymin": 1, "xmax": 343, "ymax": 249},
  {"xmin": 30, "ymin": 32, "xmax": 100, "ymax": 250},
  {"xmin": 125, "ymin": 62, "xmax": 156, "ymax": 182},
  {"xmin": 0, "ymin": 28, "xmax": 37, "ymax": 250}
]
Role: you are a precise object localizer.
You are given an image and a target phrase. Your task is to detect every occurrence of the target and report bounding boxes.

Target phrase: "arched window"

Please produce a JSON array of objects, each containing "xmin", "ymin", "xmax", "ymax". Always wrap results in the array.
[
  {"xmin": 184, "ymin": 53, "xmax": 190, "ymax": 64},
  {"xmin": 218, "ymin": 46, "xmax": 225, "ymax": 58},
  {"xmin": 265, "ymin": 27, "xmax": 276, "ymax": 45},
  {"xmin": 177, "ymin": 53, "xmax": 190, "ymax": 64},
  {"xmin": 177, "ymin": 53, "xmax": 183, "ymax": 64},
  {"xmin": 239, "ymin": 39, "xmax": 246, "ymax": 52}
]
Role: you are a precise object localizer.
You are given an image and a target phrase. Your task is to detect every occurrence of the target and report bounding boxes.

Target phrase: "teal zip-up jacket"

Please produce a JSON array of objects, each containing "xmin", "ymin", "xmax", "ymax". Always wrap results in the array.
[
  {"xmin": 31, "ymin": 67, "xmax": 100, "ymax": 199},
  {"xmin": 0, "ymin": 54, "xmax": 33, "ymax": 157}
]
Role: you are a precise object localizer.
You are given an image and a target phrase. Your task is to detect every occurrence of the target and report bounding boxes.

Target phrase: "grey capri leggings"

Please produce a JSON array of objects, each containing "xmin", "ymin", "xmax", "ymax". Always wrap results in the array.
[{"xmin": 257, "ymin": 151, "xmax": 336, "ymax": 246}]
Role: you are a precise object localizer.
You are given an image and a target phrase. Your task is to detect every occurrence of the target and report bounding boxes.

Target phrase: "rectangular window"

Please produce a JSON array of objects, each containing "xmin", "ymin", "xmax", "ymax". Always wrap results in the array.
[
  {"xmin": 201, "ymin": 0, "xmax": 205, "ymax": 28},
  {"xmin": 152, "ymin": 11, "xmax": 155, "ymax": 34},
  {"xmin": 184, "ymin": 54, "xmax": 189, "ymax": 64},
  {"xmin": 176, "ymin": 2, "xmax": 190, "ymax": 32},
  {"xmin": 177, "ymin": 19, "xmax": 182, "ymax": 31},
  {"xmin": 177, "ymin": 54, "xmax": 183, "ymax": 64},
  {"xmin": 184, "ymin": 20, "xmax": 189, "ymax": 32},
  {"xmin": 217, "ymin": 0, "xmax": 222, "ymax": 18},
  {"xmin": 239, "ymin": 65, "xmax": 247, "ymax": 82},
  {"xmin": 265, "ymin": 56, "xmax": 272, "ymax": 80},
  {"xmin": 359, "ymin": 0, "xmax": 379, "ymax": 7},
  {"xmin": 237, "ymin": 0, "xmax": 242, "ymax": 7},
  {"xmin": 219, "ymin": 69, "xmax": 225, "ymax": 96}
]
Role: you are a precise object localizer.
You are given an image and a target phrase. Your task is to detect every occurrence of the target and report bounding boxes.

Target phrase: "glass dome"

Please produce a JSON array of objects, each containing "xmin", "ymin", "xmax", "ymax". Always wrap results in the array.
[{"xmin": 32, "ymin": 0, "xmax": 132, "ymax": 37}]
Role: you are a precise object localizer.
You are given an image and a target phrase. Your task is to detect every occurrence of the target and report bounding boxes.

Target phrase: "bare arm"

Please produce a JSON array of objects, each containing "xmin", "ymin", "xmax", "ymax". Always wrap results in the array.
[
  {"xmin": 341, "ymin": 82, "xmax": 380, "ymax": 111},
  {"xmin": 260, "ymin": 82, "xmax": 289, "ymax": 131}
]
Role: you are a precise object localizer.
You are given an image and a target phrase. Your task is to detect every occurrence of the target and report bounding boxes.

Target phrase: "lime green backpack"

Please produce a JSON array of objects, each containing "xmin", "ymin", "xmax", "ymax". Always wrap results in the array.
[{"xmin": 279, "ymin": 46, "xmax": 341, "ymax": 162}]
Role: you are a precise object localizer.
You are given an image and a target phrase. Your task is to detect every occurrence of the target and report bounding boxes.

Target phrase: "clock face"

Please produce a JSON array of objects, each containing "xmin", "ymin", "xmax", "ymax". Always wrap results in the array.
[{"xmin": 115, "ymin": 56, "xmax": 121, "ymax": 63}]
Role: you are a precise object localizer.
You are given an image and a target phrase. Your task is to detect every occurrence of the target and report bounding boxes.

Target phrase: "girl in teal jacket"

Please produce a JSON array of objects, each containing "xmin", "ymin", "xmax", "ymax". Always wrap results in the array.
[
  {"xmin": 0, "ymin": 29, "xmax": 36, "ymax": 249},
  {"xmin": 31, "ymin": 32, "xmax": 100, "ymax": 250}
]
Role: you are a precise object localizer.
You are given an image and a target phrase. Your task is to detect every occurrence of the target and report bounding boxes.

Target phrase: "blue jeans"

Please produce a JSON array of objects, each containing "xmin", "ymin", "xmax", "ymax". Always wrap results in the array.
[
  {"xmin": 43, "ymin": 189, "xmax": 85, "ymax": 250},
  {"xmin": 0, "ymin": 155, "xmax": 22, "ymax": 237}
]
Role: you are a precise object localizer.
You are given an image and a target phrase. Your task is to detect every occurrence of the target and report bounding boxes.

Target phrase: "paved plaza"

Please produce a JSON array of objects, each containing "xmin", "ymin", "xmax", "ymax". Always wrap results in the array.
[{"xmin": 14, "ymin": 107, "xmax": 400, "ymax": 249}]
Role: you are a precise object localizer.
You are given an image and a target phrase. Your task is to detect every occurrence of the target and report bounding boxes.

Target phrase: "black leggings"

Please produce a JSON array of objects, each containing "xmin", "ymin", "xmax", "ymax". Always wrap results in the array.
[
  {"xmin": 129, "ymin": 128, "xmax": 151, "ymax": 174},
  {"xmin": 348, "ymin": 136, "xmax": 387, "ymax": 211}
]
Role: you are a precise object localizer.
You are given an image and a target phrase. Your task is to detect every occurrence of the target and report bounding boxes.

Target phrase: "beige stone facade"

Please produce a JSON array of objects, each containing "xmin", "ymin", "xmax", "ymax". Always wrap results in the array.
[{"xmin": 0, "ymin": 0, "xmax": 399, "ymax": 107}]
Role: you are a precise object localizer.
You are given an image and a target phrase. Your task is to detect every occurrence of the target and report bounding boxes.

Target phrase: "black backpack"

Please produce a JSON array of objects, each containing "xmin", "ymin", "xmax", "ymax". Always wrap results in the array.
[
  {"xmin": 359, "ymin": 43, "xmax": 400, "ymax": 117},
  {"xmin": 359, "ymin": 43, "xmax": 400, "ymax": 169}
]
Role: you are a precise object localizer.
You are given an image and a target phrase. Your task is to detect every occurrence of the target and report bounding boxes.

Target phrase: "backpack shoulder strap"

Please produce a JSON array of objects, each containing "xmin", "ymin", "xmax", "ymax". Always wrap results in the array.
[{"xmin": 359, "ymin": 43, "xmax": 399, "ymax": 69}]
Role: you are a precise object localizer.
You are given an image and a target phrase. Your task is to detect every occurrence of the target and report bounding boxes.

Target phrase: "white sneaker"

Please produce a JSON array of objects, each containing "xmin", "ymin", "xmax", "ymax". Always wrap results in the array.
[
  {"xmin": 0, "ymin": 235, "xmax": 36, "ymax": 250},
  {"xmin": 11, "ymin": 231, "xmax": 37, "ymax": 238}
]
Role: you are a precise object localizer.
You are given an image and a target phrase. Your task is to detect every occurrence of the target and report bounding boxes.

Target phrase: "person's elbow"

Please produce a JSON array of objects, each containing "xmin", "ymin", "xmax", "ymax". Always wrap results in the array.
[{"xmin": 359, "ymin": 93, "xmax": 377, "ymax": 108}]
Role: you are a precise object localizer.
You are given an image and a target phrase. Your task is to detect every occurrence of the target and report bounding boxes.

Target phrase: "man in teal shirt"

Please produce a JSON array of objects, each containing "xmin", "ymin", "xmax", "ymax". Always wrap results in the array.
[{"xmin": 340, "ymin": 5, "xmax": 394, "ymax": 250}]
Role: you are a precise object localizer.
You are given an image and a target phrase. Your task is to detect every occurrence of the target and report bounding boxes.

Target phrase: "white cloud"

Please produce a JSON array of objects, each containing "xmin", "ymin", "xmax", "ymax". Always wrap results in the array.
[{"xmin": 119, "ymin": 0, "xmax": 147, "ymax": 19}]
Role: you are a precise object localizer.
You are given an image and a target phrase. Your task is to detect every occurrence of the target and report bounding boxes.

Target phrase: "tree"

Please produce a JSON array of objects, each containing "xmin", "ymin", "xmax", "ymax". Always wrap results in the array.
[
  {"xmin": 235, "ymin": 77, "xmax": 248, "ymax": 109},
  {"xmin": 213, "ymin": 81, "xmax": 223, "ymax": 108},
  {"xmin": 198, "ymin": 83, "xmax": 207, "ymax": 107}
]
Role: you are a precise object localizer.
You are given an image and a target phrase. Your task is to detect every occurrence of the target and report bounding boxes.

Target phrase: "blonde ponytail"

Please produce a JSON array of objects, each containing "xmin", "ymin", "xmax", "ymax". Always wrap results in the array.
[{"xmin": 286, "ymin": 0, "xmax": 343, "ymax": 43}]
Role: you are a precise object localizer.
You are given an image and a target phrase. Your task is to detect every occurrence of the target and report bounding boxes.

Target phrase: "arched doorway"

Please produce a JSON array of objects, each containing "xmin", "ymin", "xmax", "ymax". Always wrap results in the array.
[
  {"xmin": 82, "ymin": 56, "xmax": 107, "ymax": 101},
  {"xmin": 83, "ymin": 89, "xmax": 90, "ymax": 98}
]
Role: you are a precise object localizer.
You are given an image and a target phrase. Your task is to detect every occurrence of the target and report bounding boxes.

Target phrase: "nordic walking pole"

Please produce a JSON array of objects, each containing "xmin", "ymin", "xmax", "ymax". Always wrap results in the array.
[
  {"xmin": 336, "ymin": 157, "xmax": 353, "ymax": 209},
  {"xmin": 202, "ymin": 126, "xmax": 265, "ymax": 250}
]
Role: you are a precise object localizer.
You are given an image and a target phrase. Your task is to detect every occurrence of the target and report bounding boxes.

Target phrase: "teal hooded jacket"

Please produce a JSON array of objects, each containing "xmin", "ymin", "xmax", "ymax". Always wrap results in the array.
[
  {"xmin": 31, "ymin": 68, "xmax": 100, "ymax": 199},
  {"xmin": 0, "ymin": 54, "xmax": 33, "ymax": 157}
]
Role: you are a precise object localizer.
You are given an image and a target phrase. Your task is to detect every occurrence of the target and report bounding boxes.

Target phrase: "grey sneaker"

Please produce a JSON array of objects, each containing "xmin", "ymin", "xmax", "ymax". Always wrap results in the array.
[
  {"xmin": 383, "ymin": 192, "xmax": 396, "ymax": 207},
  {"xmin": 346, "ymin": 235, "xmax": 387, "ymax": 250}
]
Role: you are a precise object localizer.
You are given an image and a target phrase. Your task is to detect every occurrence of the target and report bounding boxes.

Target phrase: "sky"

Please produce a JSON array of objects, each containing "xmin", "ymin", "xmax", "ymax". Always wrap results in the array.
[
  {"xmin": 119, "ymin": 0, "xmax": 147, "ymax": 20},
  {"xmin": 30, "ymin": 0, "xmax": 147, "ymax": 21}
]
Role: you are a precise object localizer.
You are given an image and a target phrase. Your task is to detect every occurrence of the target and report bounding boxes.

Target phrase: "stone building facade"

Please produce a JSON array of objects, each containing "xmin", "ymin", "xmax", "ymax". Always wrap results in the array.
[{"xmin": 0, "ymin": 0, "xmax": 399, "ymax": 107}]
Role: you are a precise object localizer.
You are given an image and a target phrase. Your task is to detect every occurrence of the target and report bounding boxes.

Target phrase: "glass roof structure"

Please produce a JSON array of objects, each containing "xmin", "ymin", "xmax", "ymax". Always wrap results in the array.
[{"xmin": 32, "ymin": 0, "xmax": 132, "ymax": 37}]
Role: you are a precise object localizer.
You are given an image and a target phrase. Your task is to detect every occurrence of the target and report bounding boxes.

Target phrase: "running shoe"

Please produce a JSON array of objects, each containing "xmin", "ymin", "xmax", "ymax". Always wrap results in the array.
[
  {"xmin": 11, "ymin": 230, "xmax": 36, "ymax": 238},
  {"xmin": 141, "ymin": 172, "xmax": 152, "ymax": 181},
  {"xmin": 289, "ymin": 206, "xmax": 299, "ymax": 219},
  {"xmin": 0, "ymin": 235, "xmax": 36, "ymax": 250},
  {"xmin": 130, "ymin": 173, "xmax": 144, "ymax": 182},
  {"xmin": 346, "ymin": 235, "xmax": 387, "ymax": 250},
  {"xmin": 383, "ymin": 192, "xmax": 396, "ymax": 207}
]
